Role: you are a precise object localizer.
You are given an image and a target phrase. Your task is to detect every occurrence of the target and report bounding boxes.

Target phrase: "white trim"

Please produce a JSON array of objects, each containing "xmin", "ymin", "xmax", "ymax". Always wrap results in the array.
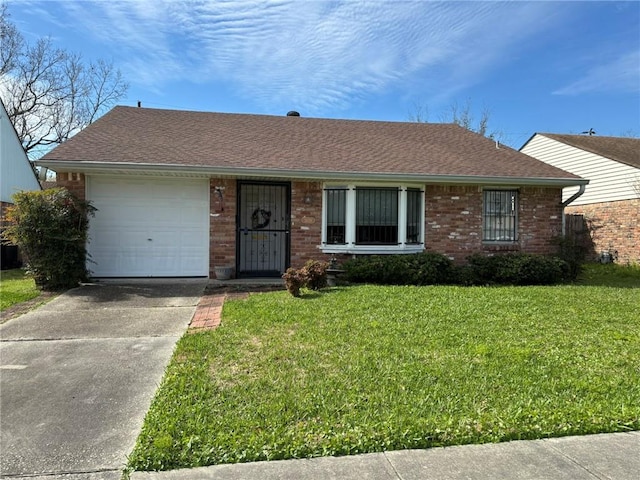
[{"xmin": 35, "ymin": 160, "xmax": 589, "ymax": 187}]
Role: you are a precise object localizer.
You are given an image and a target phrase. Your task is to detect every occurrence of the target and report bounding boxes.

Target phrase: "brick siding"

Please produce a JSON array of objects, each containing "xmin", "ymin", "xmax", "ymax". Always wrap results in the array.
[
  {"xmin": 42, "ymin": 174, "xmax": 568, "ymax": 277},
  {"xmin": 55, "ymin": 172, "xmax": 86, "ymax": 200},
  {"xmin": 290, "ymin": 181, "xmax": 327, "ymax": 268},
  {"xmin": 424, "ymin": 185, "xmax": 562, "ymax": 262},
  {"xmin": 213, "ymin": 181, "xmax": 565, "ymax": 274},
  {"xmin": 209, "ymin": 178, "xmax": 237, "ymax": 278},
  {"xmin": 565, "ymin": 199, "xmax": 640, "ymax": 264}
]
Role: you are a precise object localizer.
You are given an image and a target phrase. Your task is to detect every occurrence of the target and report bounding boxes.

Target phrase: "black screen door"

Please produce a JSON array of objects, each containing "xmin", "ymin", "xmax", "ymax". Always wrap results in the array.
[{"xmin": 237, "ymin": 182, "xmax": 290, "ymax": 277}]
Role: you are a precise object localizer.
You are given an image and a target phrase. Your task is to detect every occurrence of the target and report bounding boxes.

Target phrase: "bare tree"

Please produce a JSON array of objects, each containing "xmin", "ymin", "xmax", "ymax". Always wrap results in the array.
[
  {"xmin": 407, "ymin": 101, "xmax": 430, "ymax": 123},
  {"xmin": 0, "ymin": 4, "xmax": 128, "ymax": 158},
  {"xmin": 409, "ymin": 98, "xmax": 494, "ymax": 138}
]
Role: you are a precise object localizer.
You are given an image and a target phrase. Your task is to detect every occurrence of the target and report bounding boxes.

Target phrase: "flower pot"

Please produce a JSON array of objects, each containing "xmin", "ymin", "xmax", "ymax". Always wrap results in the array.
[{"xmin": 214, "ymin": 266, "xmax": 233, "ymax": 280}]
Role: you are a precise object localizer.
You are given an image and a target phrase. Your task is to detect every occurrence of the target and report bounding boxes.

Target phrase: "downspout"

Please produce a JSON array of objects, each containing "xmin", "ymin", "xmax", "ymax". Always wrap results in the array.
[{"xmin": 561, "ymin": 184, "xmax": 586, "ymax": 236}]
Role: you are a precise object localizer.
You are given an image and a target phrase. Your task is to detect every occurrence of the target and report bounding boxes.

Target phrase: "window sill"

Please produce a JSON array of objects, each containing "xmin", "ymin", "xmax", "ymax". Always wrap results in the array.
[
  {"xmin": 320, "ymin": 244, "xmax": 425, "ymax": 255},
  {"xmin": 482, "ymin": 242, "xmax": 520, "ymax": 252}
]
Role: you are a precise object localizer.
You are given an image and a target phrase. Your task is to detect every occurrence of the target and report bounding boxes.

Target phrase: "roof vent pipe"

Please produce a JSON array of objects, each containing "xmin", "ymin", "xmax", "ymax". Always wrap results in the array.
[{"xmin": 286, "ymin": 111, "xmax": 300, "ymax": 117}]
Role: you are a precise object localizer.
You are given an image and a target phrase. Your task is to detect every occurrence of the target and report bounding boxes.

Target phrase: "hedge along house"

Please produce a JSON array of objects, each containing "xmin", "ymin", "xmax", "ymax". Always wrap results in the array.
[{"xmin": 36, "ymin": 106, "xmax": 587, "ymax": 279}]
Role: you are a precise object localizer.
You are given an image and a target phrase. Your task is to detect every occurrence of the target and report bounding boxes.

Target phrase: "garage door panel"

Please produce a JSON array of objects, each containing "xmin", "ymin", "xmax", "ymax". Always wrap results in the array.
[{"xmin": 87, "ymin": 176, "xmax": 209, "ymax": 277}]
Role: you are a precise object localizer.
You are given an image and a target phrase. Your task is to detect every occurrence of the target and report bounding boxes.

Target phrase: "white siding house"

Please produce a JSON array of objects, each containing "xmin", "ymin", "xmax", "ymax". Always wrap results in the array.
[
  {"xmin": 1, "ymin": 100, "xmax": 41, "ymax": 204},
  {"xmin": 521, "ymin": 133, "xmax": 640, "ymax": 264},
  {"xmin": 1, "ymin": 99, "xmax": 42, "ymax": 268},
  {"xmin": 520, "ymin": 134, "xmax": 639, "ymax": 205}
]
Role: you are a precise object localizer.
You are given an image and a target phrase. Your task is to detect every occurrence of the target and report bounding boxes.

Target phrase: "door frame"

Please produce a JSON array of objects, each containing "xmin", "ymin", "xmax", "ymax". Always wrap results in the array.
[{"xmin": 236, "ymin": 180, "xmax": 291, "ymax": 278}]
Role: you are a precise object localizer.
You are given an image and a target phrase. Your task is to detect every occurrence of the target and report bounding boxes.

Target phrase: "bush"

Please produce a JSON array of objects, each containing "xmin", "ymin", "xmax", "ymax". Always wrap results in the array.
[
  {"xmin": 282, "ymin": 260, "xmax": 329, "ymax": 296},
  {"xmin": 553, "ymin": 235, "xmax": 586, "ymax": 281},
  {"xmin": 282, "ymin": 268, "xmax": 305, "ymax": 297},
  {"xmin": 341, "ymin": 252, "xmax": 568, "ymax": 287},
  {"xmin": 2, "ymin": 188, "xmax": 96, "ymax": 290},
  {"xmin": 343, "ymin": 252, "xmax": 454, "ymax": 285},
  {"xmin": 300, "ymin": 260, "xmax": 329, "ymax": 290},
  {"xmin": 465, "ymin": 253, "xmax": 569, "ymax": 286}
]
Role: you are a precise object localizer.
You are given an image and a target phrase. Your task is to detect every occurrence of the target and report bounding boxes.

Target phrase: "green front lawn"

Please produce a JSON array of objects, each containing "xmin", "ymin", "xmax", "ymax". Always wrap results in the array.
[
  {"xmin": 128, "ymin": 266, "xmax": 640, "ymax": 471},
  {"xmin": 578, "ymin": 262, "xmax": 640, "ymax": 288},
  {"xmin": 0, "ymin": 269, "xmax": 40, "ymax": 311}
]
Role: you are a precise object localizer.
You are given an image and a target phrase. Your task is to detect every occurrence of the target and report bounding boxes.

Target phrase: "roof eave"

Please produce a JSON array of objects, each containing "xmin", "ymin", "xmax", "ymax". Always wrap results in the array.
[{"xmin": 35, "ymin": 160, "xmax": 589, "ymax": 187}]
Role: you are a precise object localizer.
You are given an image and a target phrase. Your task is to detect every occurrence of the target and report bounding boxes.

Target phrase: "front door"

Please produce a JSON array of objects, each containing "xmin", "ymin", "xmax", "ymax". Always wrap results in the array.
[{"xmin": 237, "ymin": 182, "xmax": 291, "ymax": 277}]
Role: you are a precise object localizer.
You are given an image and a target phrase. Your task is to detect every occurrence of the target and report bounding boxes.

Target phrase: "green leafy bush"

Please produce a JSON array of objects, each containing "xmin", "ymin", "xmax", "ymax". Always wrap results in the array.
[
  {"xmin": 553, "ymin": 235, "xmax": 586, "ymax": 281},
  {"xmin": 343, "ymin": 252, "xmax": 454, "ymax": 285},
  {"xmin": 465, "ymin": 253, "xmax": 569, "ymax": 285},
  {"xmin": 2, "ymin": 188, "xmax": 96, "ymax": 290},
  {"xmin": 342, "ymin": 252, "xmax": 568, "ymax": 287}
]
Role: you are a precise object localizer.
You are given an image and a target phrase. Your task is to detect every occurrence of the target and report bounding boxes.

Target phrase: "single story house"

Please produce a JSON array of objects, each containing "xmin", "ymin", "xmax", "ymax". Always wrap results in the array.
[
  {"xmin": 521, "ymin": 133, "xmax": 639, "ymax": 264},
  {"xmin": 37, "ymin": 106, "xmax": 587, "ymax": 279},
  {"xmin": 1, "ymin": 99, "xmax": 42, "ymax": 269}
]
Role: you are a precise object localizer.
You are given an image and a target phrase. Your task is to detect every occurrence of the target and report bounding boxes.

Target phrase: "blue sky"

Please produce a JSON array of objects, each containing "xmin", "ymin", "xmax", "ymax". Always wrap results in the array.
[{"xmin": 8, "ymin": 0, "xmax": 640, "ymax": 148}]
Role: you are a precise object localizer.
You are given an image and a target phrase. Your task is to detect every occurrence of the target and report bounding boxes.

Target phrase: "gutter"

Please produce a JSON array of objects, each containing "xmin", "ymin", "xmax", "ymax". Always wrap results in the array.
[
  {"xmin": 35, "ymin": 160, "xmax": 590, "ymax": 188},
  {"xmin": 561, "ymin": 183, "xmax": 587, "ymax": 236}
]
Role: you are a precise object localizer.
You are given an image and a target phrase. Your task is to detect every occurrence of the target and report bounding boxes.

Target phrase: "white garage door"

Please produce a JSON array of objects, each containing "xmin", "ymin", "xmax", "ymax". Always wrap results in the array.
[{"xmin": 87, "ymin": 176, "xmax": 209, "ymax": 277}]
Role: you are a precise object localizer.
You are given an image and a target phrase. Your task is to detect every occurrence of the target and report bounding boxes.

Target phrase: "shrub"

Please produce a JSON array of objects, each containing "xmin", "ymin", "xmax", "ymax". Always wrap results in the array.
[
  {"xmin": 300, "ymin": 260, "xmax": 329, "ymax": 290},
  {"xmin": 405, "ymin": 251, "xmax": 456, "ymax": 285},
  {"xmin": 282, "ymin": 260, "xmax": 329, "ymax": 296},
  {"xmin": 343, "ymin": 252, "xmax": 454, "ymax": 285},
  {"xmin": 465, "ymin": 253, "xmax": 569, "ymax": 286},
  {"xmin": 553, "ymin": 235, "xmax": 586, "ymax": 281},
  {"xmin": 2, "ymin": 188, "xmax": 96, "ymax": 290},
  {"xmin": 282, "ymin": 268, "xmax": 305, "ymax": 297}
]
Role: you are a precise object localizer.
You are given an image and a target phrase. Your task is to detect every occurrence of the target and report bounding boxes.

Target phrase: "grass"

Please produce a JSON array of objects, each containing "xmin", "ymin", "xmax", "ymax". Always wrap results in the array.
[
  {"xmin": 128, "ymin": 264, "xmax": 640, "ymax": 471},
  {"xmin": 0, "ymin": 269, "xmax": 40, "ymax": 311},
  {"xmin": 577, "ymin": 262, "xmax": 640, "ymax": 288}
]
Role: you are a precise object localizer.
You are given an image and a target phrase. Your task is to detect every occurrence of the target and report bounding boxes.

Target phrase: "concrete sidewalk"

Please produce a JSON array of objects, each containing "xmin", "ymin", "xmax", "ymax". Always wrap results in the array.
[
  {"xmin": 0, "ymin": 282, "xmax": 206, "ymax": 479},
  {"xmin": 130, "ymin": 431, "xmax": 639, "ymax": 480}
]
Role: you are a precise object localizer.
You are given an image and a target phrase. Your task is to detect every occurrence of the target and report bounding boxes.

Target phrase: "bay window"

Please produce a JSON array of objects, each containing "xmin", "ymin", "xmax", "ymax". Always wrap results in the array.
[{"xmin": 323, "ymin": 184, "xmax": 424, "ymax": 253}]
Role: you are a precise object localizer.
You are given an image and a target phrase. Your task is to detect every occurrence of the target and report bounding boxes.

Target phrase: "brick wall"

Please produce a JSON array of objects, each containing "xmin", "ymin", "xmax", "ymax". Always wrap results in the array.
[
  {"xmin": 287, "ymin": 183, "xmax": 564, "ymax": 267},
  {"xmin": 566, "ymin": 198, "xmax": 639, "ymax": 264},
  {"xmin": 39, "ymin": 174, "xmax": 569, "ymax": 278},
  {"xmin": 209, "ymin": 178, "xmax": 237, "ymax": 278},
  {"xmin": 518, "ymin": 186, "xmax": 564, "ymax": 256},
  {"xmin": 424, "ymin": 185, "xmax": 563, "ymax": 262},
  {"xmin": 55, "ymin": 172, "xmax": 86, "ymax": 200},
  {"xmin": 290, "ymin": 180, "xmax": 328, "ymax": 269}
]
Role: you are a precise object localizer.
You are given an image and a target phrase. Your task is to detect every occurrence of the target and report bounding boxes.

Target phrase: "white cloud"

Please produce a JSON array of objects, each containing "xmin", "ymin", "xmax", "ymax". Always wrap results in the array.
[
  {"xmin": 19, "ymin": 1, "xmax": 582, "ymax": 113},
  {"xmin": 553, "ymin": 50, "xmax": 640, "ymax": 96}
]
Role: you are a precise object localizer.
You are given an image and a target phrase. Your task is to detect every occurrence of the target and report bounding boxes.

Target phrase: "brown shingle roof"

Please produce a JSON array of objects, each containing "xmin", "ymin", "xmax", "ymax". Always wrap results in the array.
[
  {"xmin": 40, "ymin": 106, "xmax": 582, "ymax": 183},
  {"xmin": 541, "ymin": 133, "xmax": 640, "ymax": 169}
]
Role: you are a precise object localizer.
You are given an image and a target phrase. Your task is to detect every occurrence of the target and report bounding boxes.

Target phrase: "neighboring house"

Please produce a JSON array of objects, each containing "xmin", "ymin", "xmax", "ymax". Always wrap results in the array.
[
  {"xmin": 521, "ymin": 133, "xmax": 640, "ymax": 264},
  {"xmin": 36, "ymin": 106, "xmax": 586, "ymax": 279},
  {"xmin": 0, "ymin": 99, "xmax": 42, "ymax": 269}
]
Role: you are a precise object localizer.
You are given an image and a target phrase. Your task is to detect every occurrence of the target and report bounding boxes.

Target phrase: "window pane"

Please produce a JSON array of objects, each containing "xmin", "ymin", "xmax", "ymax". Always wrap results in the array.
[
  {"xmin": 356, "ymin": 188, "xmax": 398, "ymax": 244},
  {"xmin": 406, "ymin": 188, "xmax": 421, "ymax": 244},
  {"xmin": 325, "ymin": 188, "xmax": 346, "ymax": 244},
  {"xmin": 483, "ymin": 190, "xmax": 517, "ymax": 241}
]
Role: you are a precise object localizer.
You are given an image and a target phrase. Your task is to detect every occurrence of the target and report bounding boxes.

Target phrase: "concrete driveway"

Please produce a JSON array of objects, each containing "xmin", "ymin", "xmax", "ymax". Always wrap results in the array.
[{"xmin": 0, "ymin": 281, "xmax": 206, "ymax": 479}]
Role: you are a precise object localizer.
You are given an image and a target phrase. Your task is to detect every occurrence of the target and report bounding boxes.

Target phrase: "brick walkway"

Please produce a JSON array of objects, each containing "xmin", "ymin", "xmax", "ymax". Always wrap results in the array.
[{"xmin": 188, "ymin": 291, "xmax": 249, "ymax": 332}]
